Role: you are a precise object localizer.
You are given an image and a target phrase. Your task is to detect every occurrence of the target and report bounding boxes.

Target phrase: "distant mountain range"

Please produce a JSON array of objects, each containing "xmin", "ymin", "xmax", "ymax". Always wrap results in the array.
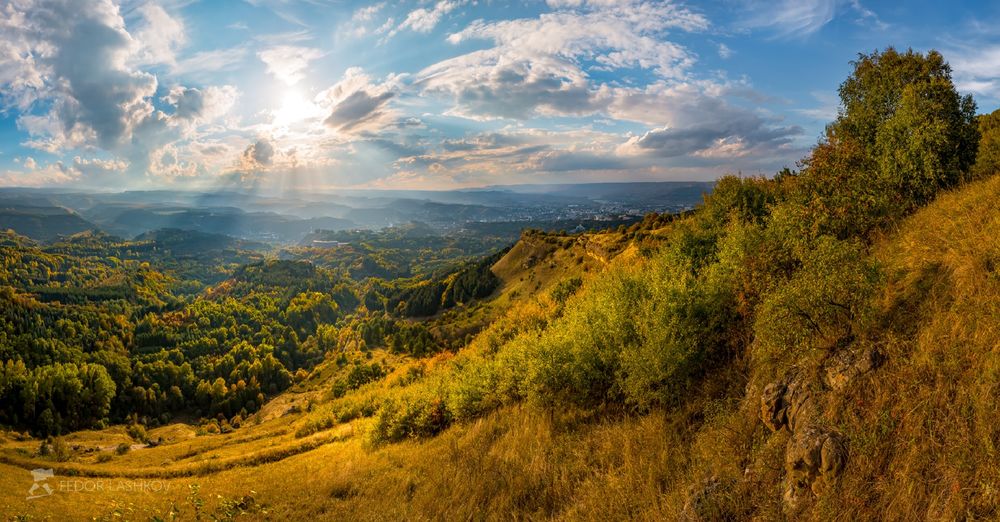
[{"xmin": 0, "ymin": 181, "xmax": 713, "ymax": 243}]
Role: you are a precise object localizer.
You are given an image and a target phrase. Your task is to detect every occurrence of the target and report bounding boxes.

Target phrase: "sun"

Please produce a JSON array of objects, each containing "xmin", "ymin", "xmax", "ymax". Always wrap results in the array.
[{"xmin": 273, "ymin": 89, "xmax": 319, "ymax": 127}]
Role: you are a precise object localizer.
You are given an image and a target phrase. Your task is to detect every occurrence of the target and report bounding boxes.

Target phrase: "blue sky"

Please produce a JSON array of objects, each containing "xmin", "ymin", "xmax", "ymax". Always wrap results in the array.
[{"xmin": 1, "ymin": 0, "xmax": 999, "ymax": 191}]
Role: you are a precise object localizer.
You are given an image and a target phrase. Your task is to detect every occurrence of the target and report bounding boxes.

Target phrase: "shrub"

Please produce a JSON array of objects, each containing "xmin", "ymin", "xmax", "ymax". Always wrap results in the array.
[
  {"xmin": 370, "ymin": 394, "xmax": 452, "ymax": 445},
  {"xmin": 295, "ymin": 414, "xmax": 335, "ymax": 438},
  {"xmin": 126, "ymin": 423, "xmax": 148, "ymax": 443},
  {"xmin": 753, "ymin": 236, "xmax": 881, "ymax": 380},
  {"xmin": 972, "ymin": 108, "xmax": 1000, "ymax": 179},
  {"xmin": 550, "ymin": 277, "xmax": 583, "ymax": 304},
  {"xmin": 347, "ymin": 363, "xmax": 384, "ymax": 389}
]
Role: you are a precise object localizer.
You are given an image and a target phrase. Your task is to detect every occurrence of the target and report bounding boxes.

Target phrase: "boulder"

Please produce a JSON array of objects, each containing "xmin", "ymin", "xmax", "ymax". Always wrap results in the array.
[
  {"xmin": 761, "ymin": 368, "xmax": 849, "ymax": 515},
  {"xmin": 760, "ymin": 370, "xmax": 814, "ymax": 433},
  {"xmin": 783, "ymin": 426, "xmax": 846, "ymax": 514},
  {"xmin": 824, "ymin": 345, "xmax": 880, "ymax": 390}
]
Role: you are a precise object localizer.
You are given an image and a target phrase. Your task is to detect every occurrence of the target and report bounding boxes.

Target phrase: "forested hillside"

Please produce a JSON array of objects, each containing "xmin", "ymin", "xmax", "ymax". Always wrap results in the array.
[{"xmin": 1, "ymin": 48, "xmax": 1000, "ymax": 521}]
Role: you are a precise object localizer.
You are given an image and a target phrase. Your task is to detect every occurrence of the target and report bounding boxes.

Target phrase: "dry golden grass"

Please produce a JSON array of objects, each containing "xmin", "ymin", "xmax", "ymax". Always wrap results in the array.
[
  {"xmin": 1, "ymin": 407, "xmax": 692, "ymax": 520},
  {"xmin": 812, "ymin": 174, "xmax": 1000, "ymax": 520}
]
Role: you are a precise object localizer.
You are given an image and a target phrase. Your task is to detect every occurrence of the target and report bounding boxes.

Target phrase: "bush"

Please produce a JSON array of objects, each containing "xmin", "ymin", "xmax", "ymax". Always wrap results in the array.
[
  {"xmin": 38, "ymin": 437, "xmax": 73, "ymax": 462},
  {"xmin": 295, "ymin": 414, "xmax": 335, "ymax": 438},
  {"xmin": 347, "ymin": 363, "xmax": 384, "ymax": 389},
  {"xmin": 550, "ymin": 277, "xmax": 583, "ymax": 304},
  {"xmin": 369, "ymin": 394, "xmax": 451, "ymax": 445},
  {"xmin": 753, "ymin": 236, "xmax": 881, "ymax": 380},
  {"xmin": 126, "ymin": 423, "xmax": 148, "ymax": 443}
]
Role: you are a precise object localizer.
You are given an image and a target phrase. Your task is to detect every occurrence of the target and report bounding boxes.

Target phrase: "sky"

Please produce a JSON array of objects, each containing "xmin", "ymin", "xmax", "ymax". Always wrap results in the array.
[{"xmin": 1, "ymin": 0, "xmax": 1000, "ymax": 193}]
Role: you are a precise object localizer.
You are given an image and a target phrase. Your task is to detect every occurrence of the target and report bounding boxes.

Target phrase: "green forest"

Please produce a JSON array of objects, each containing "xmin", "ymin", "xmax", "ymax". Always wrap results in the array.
[{"xmin": 0, "ymin": 223, "xmax": 506, "ymax": 436}]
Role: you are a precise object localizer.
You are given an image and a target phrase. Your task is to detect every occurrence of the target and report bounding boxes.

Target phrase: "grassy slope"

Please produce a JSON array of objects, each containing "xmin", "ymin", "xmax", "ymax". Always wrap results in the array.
[
  {"xmin": 1, "ymin": 176, "xmax": 998, "ymax": 520},
  {"xmin": 421, "ymin": 229, "xmax": 615, "ymax": 347}
]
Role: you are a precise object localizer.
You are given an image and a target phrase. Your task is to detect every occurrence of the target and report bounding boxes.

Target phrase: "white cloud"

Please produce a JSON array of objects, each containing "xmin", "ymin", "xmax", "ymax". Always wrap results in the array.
[
  {"xmin": 163, "ymin": 85, "xmax": 239, "ymax": 124},
  {"xmin": 741, "ymin": 0, "xmax": 836, "ymax": 38},
  {"xmin": 417, "ymin": 1, "xmax": 706, "ymax": 121},
  {"xmin": 352, "ymin": 2, "xmax": 385, "ymax": 23},
  {"xmin": 341, "ymin": 3, "xmax": 387, "ymax": 39},
  {"xmin": 1, "ymin": 161, "xmax": 76, "ymax": 186},
  {"xmin": 0, "ymin": 0, "xmax": 251, "ymax": 186},
  {"xmin": 317, "ymin": 67, "xmax": 400, "ymax": 134},
  {"xmin": 241, "ymin": 138, "xmax": 275, "ymax": 169},
  {"xmin": 611, "ymin": 82, "xmax": 802, "ymax": 158},
  {"xmin": 132, "ymin": 2, "xmax": 186, "ymax": 66},
  {"xmin": 172, "ymin": 46, "xmax": 249, "ymax": 76},
  {"xmin": 0, "ymin": 156, "xmax": 128, "ymax": 187},
  {"xmin": 795, "ymin": 91, "xmax": 839, "ymax": 121},
  {"xmin": 739, "ymin": 0, "xmax": 884, "ymax": 39},
  {"xmin": 258, "ymin": 45, "xmax": 324, "ymax": 85},
  {"xmin": 1, "ymin": 0, "xmax": 159, "ymax": 150},
  {"xmin": 392, "ymin": 1, "xmax": 464, "ymax": 37},
  {"xmin": 949, "ymin": 44, "xmax": 1000, "ymax": 99}
]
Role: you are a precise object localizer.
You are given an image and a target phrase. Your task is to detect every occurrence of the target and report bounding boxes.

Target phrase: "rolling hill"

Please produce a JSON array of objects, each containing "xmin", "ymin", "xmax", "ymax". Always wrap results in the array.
[
  {"xmin": 0, "ymin": 200, "xmax": 98, "ymax": 242},
  {"xmin": 0, "ymin": 173, "xmax": 994, "ymax": 520}
]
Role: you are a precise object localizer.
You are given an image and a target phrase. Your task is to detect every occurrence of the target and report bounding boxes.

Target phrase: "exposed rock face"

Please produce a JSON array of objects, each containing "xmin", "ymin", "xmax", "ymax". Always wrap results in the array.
[
  {"xmin": 783, "ymin": 426, "xmax": 846, "ymax": 514},
  {"xmin": 824, "ymin": 345, "xmax": 880, "ymax": 390},
  {"xmin": 760, "ymin": 370, "xmax": 814, "ymax": 433},
  {"xmin": 760, "ymin": 367, "xmax": 849, "ymax": 515},
  {"xmin": 759, "ymin": 343, "xmax": 880, "ymax": 512},
  {"xmin": 760, "ymin": 380, "xmax": 787, "ymax": 432}
]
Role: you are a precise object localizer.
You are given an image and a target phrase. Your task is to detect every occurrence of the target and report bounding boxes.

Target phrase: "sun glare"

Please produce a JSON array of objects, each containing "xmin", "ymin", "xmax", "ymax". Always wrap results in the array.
[{"xmin": 273, "ymin": 89, "xmax": 318, "ymax": 127}]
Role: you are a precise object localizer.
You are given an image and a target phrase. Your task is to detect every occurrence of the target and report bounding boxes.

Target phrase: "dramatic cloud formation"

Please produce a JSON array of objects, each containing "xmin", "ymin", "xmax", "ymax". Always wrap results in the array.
[
  {"xmin": 318, "ymin": 67, "xmax": 399, "ymax": 134},
  {"xmin": 3, "ymin": 0, "xmax": 159, "ymax": 150},
  {"xmin": 164, "ymin": 85, "xmax": 239, "ymax": 123},
  {"xmin": 417, "ymin": 0, "xmax": 706, "ymax": 121},
  {"xmin": 242, "ymin": 138, "xmax": 275, "ymax": 168},
  {"xmin": 0, "ymin": 0, "xmax": 243, "ymax": 186},
  {"xmin": 0, "ymin": 0, "xmax": 972, "ymax": 190}
]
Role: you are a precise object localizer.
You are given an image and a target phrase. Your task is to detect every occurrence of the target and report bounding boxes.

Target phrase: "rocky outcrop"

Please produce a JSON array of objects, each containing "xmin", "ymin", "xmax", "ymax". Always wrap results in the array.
[
  {"xmin": 760, "ymin": 370, "xmax": 815, "ymax": 433},
  {"xmin": 783, "ymin": 426, "xmax": 846, "ymax": 513},
  {"xmin": 824, "ymin": 345, "xmax": 880, "ymax": 390},
  {"xmin": 758, "ymin": 343, "xmax": 881, "ymax": 514},
  {"xmin": 758, "ymin": 341, "xmax": 881, "ymax": 513},
  {"xmin": 759, "ymin": 369, "xmax": 840, "ymax": 515}
]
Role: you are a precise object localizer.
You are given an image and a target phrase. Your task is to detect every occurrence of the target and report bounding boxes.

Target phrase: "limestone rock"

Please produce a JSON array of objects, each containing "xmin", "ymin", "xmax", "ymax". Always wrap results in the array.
[
  {"xmin": 760, "ymin": 370, "xmax": 814, "ymax": 433},
  {"xmin": 824, "ymin": 345, "xmax": 880, "ymax": 390},
  {"xmin": 761, "ymin": 368, "xmax": 850, "ymax": 515},
  {"xmin": 760, "ymin": 379, "xmax": 788, "ymax": 432},
  {"xmin": 783, "ymin": 426, "xmax": 846, "ymax": 514}
]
